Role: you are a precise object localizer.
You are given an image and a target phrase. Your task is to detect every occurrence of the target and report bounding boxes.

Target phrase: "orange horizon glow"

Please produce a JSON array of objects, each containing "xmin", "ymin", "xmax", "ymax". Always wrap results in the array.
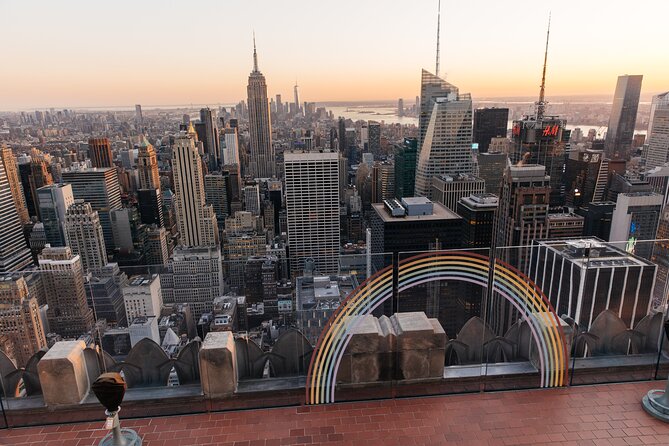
[{"xmin": 1, "ymin": 1, "xmax": 667, "ymax": 109}]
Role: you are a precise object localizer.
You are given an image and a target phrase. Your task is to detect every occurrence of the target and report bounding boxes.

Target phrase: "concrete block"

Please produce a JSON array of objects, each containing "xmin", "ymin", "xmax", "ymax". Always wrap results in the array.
[
  {"xmin": 37, "ymin": 341, "xmax": 89, "ymax": 406},
  {"xmin": 391, "ymin": 313, "xmax": 446, "ymax": 380},
  {"xmin": 200, "ymin": 331, "xmax": 237, "ymax": 398}
]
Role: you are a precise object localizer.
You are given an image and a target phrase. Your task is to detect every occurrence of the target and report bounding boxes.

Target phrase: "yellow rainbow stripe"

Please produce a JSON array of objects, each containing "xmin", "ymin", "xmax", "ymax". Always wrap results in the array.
[{"xmin": 305, "ymin": 251, "xmax": 568, "ymax": 405}]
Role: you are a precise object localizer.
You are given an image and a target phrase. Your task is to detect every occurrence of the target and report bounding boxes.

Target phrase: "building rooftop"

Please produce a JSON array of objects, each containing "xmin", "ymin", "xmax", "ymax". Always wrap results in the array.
[
  {"xmin": 535, "ymin": 237, "xmax": 655, "ymax": 268},
  {"xmin": 373, "ymin": 201, "xmax": 460, "ymax": 223}
]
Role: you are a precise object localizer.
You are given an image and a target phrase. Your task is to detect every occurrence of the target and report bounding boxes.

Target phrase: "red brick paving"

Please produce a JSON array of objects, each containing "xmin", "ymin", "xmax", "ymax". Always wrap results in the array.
[{"xmin": 2, "ymin": 381, "xmax": 669, "ymax": 445}]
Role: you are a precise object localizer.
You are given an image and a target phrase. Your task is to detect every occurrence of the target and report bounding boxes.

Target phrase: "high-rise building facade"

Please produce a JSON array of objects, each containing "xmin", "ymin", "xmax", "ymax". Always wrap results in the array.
[
  {"xmin": 604, "ymin": 75, "xmax": 643, "ymax": 158},
  {"xmin": 205, "ymin": 172, "xmax": 231, "ymax": 223},
  {"xmin": 431, "ymin": 174, "xmax": 485, "ymax": 213},
  {"xmin": 243, "ymin": 183, "xmax": 261, "ymax": 216},
  {"xmin": 0, "ymin": 154, "xmax": 33, "ymax": 273},
  {"xmin": 494, "ymin": 164, "xmax": 551, "ymax": 271},
  {"xmin": 0, "ymin": 275, "xmax": 47, "ymax": 367},
  {"xmin": 246, "ymin": 40, "xmax": 275, "ymax": 178},
  {"xmin": 144, "ymin": 225, "xmax": 170, "ymax": 269},
  {"xmin": 88, "ymin": 137, "xmax": 114, "ymax": 169},
  {"xmin": 394, "ymin": 137, "xmax": 418, "ymax": 199},
  {"xmin": 643, "ymin": 92, "xmax": 669, "ymax": 169},
  {"xmin": 196, "ymin": 108, "xmax": 220, "ymax": 171},
  {"xmin": 64, "ymin": 200, "xmax": 108, "ymax": 272},
  {"xmin": 457, "ymin": 193, "xmax": 498, "ymax": 249},
  {"xmin": 137, "ymin": 138, "xmax": 160, "ymax": 190},
  {"xmin": 285, "ymin": 151, "xmax": 340, "ymax": 275},
  {"xmin": 0, "ymin": 146, "xmax": 29, "ymax": 224},
  {"xmin": 62, "ymin": 166, "xmax": 122, "ymax": 250},
  {"xmin": 123, "ymin": 274, "xmax": 163, "ymax": 323},
  {"xmin": 415, "ymin": 70, "xmax": 474, "ymax": 198},
  {"xmin": 27, "ymin": 149, "xmax": 54, "ymax": 219},
  {"xmin": 530, "ymin": 238, "xmax": 655, "ymax": 330},
  {"xmin": 37, "ymin": 184, "xmax": 74, "ymax": 247},
  {"xmin": 368, "ymin": 121, "xmax": 381, "ymax": 155},
  {"xmin": 609, "ymin": 191, "xmax": 663, "ymax": 259},
  {"xmin": 564, "ymin": 148, "xmax": 605, "ymax": 208},
  {"xmin": 478, "ymin": 151, "xmax": 508, "ymax": 195},
  {"xmin": 159, "ymin": 246, "xmax": 224, "ymax": 320},
  {"xmin": 39, "ymin": 245, "xmax": 94, "ymax": 338},
  {"xmin": 222, "ymin": 127, "xmax": 240, "ymax": 166},
  {"xmin": 473, "ymin": 108, "xmax": 509, "ymax": 153},
  {"xmin": 172, "ymin": 127, "xmax": 219, "ymax": 247},
  {"xmin": 511, "ymin": 116, "xmax": 568, "ymax": 209}
]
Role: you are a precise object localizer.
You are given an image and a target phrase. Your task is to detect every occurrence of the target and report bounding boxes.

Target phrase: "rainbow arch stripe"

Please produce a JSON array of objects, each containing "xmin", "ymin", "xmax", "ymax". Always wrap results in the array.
[{"xmin": 306, "ymin": 251, "xmax": 568, "ymax": 405}]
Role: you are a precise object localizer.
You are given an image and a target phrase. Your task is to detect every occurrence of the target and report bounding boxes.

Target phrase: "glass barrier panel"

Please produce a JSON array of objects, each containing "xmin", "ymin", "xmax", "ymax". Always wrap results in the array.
[{"xmin": 395, "ymin": 247, "xmax": 490, "ymax": 398}]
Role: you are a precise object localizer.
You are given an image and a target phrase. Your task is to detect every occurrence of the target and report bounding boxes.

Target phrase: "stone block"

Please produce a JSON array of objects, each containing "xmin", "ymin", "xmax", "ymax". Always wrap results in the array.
[
  {"xmin": 37, "ymin": 340, "xmax": 89, "ymax": 406},
  {"xmin": 391, "ymin": 313, "xmax": 446, "ymax": 380},
  {"xmin": 200, "ymin": 331, "xmax": 237, "ymax": 398},
  {"xmin": 337, "ymin": 315, "xmax": 389, "ymax": 384}
]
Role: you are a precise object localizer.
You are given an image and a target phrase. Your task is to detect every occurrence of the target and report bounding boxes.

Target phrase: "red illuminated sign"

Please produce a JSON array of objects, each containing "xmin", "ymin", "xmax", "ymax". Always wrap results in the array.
[{"xmin": 542, "ymin": 125, "xmax": 560, "ymax": 137}]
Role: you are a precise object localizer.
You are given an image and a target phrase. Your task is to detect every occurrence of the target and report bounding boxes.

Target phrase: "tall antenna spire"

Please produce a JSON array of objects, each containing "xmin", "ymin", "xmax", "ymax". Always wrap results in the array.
[
  {"xmin": 435, "ymin": 0, "xmax": 441, "ymax": 77},
  {"xmin": 252, "ymin": 31, "xmax": 259, "ymax": 72},
  {"xmin": 537, "ymin": 13, "xmax": 551, "ymax": 119}
]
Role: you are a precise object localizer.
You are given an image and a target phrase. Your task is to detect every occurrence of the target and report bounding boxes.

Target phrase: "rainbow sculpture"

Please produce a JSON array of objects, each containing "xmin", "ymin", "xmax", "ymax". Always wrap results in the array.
[{"xmin": 306, "ymin": 251, "xmax": 568, "ymax": 405}]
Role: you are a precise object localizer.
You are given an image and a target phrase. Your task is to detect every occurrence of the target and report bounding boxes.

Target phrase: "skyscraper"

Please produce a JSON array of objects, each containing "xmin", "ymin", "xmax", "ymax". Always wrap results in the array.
[
  {"xmin": 0, "ymin": 155, "xmax": 33, "ymax": 273},
  {"xmin": 144, "ymin": 225, "xmax": 169, "ymax": 268},
  {"xmin": 222, "ymin": 127, "xmax": 240, "ymax": 166},
  {"xmin": 495, "ymin": 164, "xmax": 550, "ymax": 271},
  {"xmin": 62, "ymin": 166, "xmax": 122, "ymax": 250},
  {"xmin": 609, "ymin": 191, "xmax": 662, "ymax": 259},
  {"xmin": 394, "ymin": 137, "xmax": 418, "ymax": 199},
  {"xmin": 247, "ymin": 37, "xmax": 275, "ymax": 178},
  {"xmin": 135, "ymin": 104, "xmax": 143, "ymax": 129},
  {"xmin": 172, "ymin": 126, "xmax": 219, "ymax": 247},
  {"xmin": 457, "ymin": 193, "xmax": 498, "ymax": 248},
  {"xmin": 604, "ymin": 75, "xmax": 643, "ymax": 158},
  {"xmin": 285, "ymin": 151, "xmax": 340, "ymax": 275},
  {"xmin": 338, "ymin": 117, "xmax": 346, "ymax": 152},
  {"xmin": 397, "ymin": 98, "xmax": 404, "ymax": 117},
  {"xmin": 28, "ymin": 149, "xmax": 54, "ymax": 219},
  {"xmin": 0, "ymin": 275, "xmax": 47, "ymax": 367},
  {"xmin": 530, "ymin": 238, "xmax": 655, "ymax": 330},
  {"xmin": 88, "ymin": 137, "xmax": 114, "ymax": 169},
  {"xmin": 205, "ymin": 172, "xmax": 231, "ymax": 224},
  {"xmin": 368, "ymin": 121, "xmax": 381, "ymax": 155},
  {"xmin": 137, "ymin": 137, "xmax": 160, "ymax": 190},
  {"xmin": 37, "ymin": 183, "xmax": 75, "ymax": 247},
  {"xmin": 509, "ymin": 19, "xmax": 567, "ymax": 209},
  {"xmin": 197, "ymin": 107, "xmax": 221, "ymax": 171},
  {"xmin": 643, "ymin": 92, "xmax": 669, "ymax": 169},
  {"xmin": 64, "ymin": 200, "xmax": 108, "ymax": 272},
  {"xmin": 294, "ymin": 82, "xmax": 300, "ymax": 117},
  {"xmin": 160, "ymin": 246, "xmax": 224, "ymax": 320},
  {"xmin": 473, "ymin": 108, "xmax": 509, "ymax": 153},
  {"xmin": 0, "ymin": 146, "xmax": 29, "ymax": 224},
  {"xmin": 39, "ymin": 245, "xmax": 95, "ymax": 338},
  {"xmin": 414, "ymin": 70, "xmax": 475, "ymax": 198}
]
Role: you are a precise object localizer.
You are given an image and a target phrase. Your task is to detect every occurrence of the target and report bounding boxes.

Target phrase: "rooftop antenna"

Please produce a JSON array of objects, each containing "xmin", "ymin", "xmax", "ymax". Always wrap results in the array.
[
  {"xmin": 252, "ymin": 31, "xmax": 259, "ymax": 72},
  {"xmin": 435, "ymin": 0, "xmax": 441, "ymax": 77},
  {"xmin": 536, "ymin": 12, "xmax": 551, "ymax": 119}
]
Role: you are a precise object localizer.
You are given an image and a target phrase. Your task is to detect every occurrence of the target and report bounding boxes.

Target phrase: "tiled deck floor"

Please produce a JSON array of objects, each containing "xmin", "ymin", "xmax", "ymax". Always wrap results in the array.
[{"xmin": 2, "ymin": 381, "xmax": 669, "ymax": 445}]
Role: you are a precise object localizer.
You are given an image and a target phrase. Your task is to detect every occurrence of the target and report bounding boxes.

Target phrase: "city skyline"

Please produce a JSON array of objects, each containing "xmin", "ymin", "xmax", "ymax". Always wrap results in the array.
[{"xmin": 1, "ymin": 0, "xmax": 668, "ymax": 109}]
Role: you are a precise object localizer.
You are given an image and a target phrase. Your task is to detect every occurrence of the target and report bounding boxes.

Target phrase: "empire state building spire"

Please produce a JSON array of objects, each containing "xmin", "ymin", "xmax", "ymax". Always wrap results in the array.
[{"xmin": 252, "ymin": 32, "xmax": 259, "ymax": 73}]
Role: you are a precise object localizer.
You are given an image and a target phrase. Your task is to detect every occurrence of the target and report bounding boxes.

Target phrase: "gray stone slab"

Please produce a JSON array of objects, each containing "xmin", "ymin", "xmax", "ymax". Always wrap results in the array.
[{"xmin": 37, "ymin": 340, "xmax": 89, "ymax": 406}]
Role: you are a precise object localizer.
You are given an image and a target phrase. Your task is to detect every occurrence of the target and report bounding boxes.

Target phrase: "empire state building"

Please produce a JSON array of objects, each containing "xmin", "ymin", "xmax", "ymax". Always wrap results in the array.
[{"xmin": 247, "ymin": 37, "xmax": 275, "ymax": 179}]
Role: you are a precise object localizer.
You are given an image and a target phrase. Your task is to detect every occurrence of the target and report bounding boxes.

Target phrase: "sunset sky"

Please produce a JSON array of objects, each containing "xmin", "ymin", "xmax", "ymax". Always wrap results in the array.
[{"xmin": 1, "ymin": 0, "xmax": 668, "ymax": 109}]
